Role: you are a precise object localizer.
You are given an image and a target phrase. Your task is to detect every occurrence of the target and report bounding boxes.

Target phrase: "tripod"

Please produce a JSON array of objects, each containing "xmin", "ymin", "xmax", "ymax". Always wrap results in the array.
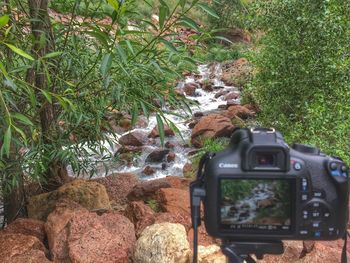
[{"xmin": 221, "ymin": 240, "xmax": 284, "ymax": 263}]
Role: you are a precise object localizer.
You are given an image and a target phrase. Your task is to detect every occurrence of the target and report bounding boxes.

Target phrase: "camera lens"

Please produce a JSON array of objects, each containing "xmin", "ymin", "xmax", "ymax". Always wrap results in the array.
[{"xmin": 257, "ymin": 154, "xmax": 275, "ymax": 166}]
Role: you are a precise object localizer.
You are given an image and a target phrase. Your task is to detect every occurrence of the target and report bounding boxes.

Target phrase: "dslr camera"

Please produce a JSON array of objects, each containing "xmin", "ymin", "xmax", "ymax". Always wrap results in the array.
[{"xmin": 190, "ymin": 128, "xmax": 349, "ymax": 262}]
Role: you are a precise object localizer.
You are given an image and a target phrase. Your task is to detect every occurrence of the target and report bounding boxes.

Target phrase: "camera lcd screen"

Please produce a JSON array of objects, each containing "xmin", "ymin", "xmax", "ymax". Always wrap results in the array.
[{"xmin": 220, "ymin": 179, "xmax": 292, "ymax": 232}]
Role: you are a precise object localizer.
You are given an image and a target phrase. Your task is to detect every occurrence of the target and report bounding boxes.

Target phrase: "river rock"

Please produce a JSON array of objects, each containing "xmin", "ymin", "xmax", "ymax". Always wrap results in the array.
[
  {"xmin": 224, "ymin": 92, "xmax": 240, "ymax": 100},
  {"xmin": 165, "ymin": 141, "xmax": 176, "ymax": 149},
  {"xmin": 143, "ymin": 165, "xmax": 156, "ymax": 175},
  {"xmin": 45, "ymin": 200, "xmax": 135, "ymax": 263},
  {"xmin": 167, "ymin": 152, "xmax": 176, "ymax": 162},
  {"xmin": 119, "ymin": 131, "xmax": 147, "ymax": 146},
  {"xmin": 191, "ymin": 114, "xmax": 235, "ymax": 147},
  {"xmin": 184, "ymin": 82, "xmax": 199, "ymax": 96},
  {"xmin": 148, "ymin": 125, "xmax": 175, "ymax": 138},
  {"xmin": 127, "ymin": 178, "xmax": 171, "ymax": 201},
  {"xmin": 27, "ymin": 180, "xmax": 111, "ymax": 221},
  {"xmin": 133, "ymin": 223, "xmax": 191, "ymax": 263},
  {"xmin": 222, "ymin": 105, "xmax": 255, "ymax": 119},
  {"xmin": 95, "ymin": 172, "xmax": 138, "ymax": 207},
  {"xmin": 145, "ymin": 149, "xmax": 170, "ymax": 163},
  {"xmin": 221, "ymin": 58, "xmax": 252, "ymax": 87},
  {"xmin": 214, "ymin": 90, "xmax": 229, "ymax": 99},
  {"xmin": 3, "ymin": 218, "xmax": 46, "ymax": 243},
  {"xmin": 183, "ymin": 162, "xmax": 195, "ymax": 178},
  {"xmin": 0, "ymin": 233, "xmax": 48, "ymax": 263}
]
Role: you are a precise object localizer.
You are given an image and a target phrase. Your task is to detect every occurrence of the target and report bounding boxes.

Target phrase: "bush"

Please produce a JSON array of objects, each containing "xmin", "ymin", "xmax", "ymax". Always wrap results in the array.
[{"xmin": 250, "ymin": 0, "xmax": 350, "ymax": 163}]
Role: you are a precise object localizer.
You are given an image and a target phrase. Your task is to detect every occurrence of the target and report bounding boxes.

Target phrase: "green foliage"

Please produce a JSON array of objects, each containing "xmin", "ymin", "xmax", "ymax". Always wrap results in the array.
[
  {"xmin": 193, "ymin": 43, "xmax": 243, "ymax": 62},
  {"xmin": 250, "ymin": 0, "xmax": 350, "ymax": 163},
  {"xmin": 146, "ymin": 199, "xmax": 161, "ymax": 212}
]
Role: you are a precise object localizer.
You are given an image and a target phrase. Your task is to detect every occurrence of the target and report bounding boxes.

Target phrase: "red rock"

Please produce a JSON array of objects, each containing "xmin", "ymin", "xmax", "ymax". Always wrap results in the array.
[
  {"xmin": 3, "ymin": 218, "xmax": 46, "ymax": 243},
  {"xmin": 46, "ymin": 201, "xmax": 135, "ymax": 263},
  {"xmin": 224, "ymin": 92, "xmax": 240, "ymax": 101},
  {"xmin": 191, "ymin": 114, "xmax": 235, "ymax": 147},
  {"xmin": 143, "ymin": 165, "xmax": 156, "ymax": 175},
  {"xmin": 116, "ymin": 145, "xmax": 143, "ymax": 154},
  {"xmin": 155, "ymin": 212, "xmax": 191, "ymax": 232},
  {"xmin": 167, "ymin": 152, "xmax": 176, "ymax": 162},
  {"xmin": 214, "ymin": 90, "xmax": 229, "ymax": 99},
  {"xmin": 165, "ymin": 176, "xmax": 191, "ymax": 190},
  {"xmin": 188, "ymin": 120, "xmax": 198, "ymax": 129},
  {"xmin": 7, "ymin": 249, "xmax": 52, "ymax": 263},
  {"xmin": 127, "ymin": 178, "xmax": 171, "ymax": 201},
  {"xmin": 260, "ymin": 241, "xmax": 304, "ymax": 263},
  {"xmin": 188, "ymin": 222, "xmax": 217, "ymax": 247},
  {"xmin": 165, "ymin": 141, "xmax": 176, "ymax": 149},
  {"xmin": 222, "ymin": 105, "xmax": 255, "ymax": 119},
  {"xmin": 184, "ymin": 82, "xmax": 199, "ymax": 96},
  {"xmin": 118, "ymin": 131, "xmax": 147, "ymax": 146},
  {"xmin": 156, "ymin": 188, "xmax": 190, "ymax": 217},
  {"xmin": 148, "ymin": 125, "xmax": 175, "ymax": 138},
  {"xmin": 193, "ymin": 112, "xmax": 204, "ymax": 118},
  {"xmin": 0, "ymin": 233, "xmax": 47, "ymax": 263}
]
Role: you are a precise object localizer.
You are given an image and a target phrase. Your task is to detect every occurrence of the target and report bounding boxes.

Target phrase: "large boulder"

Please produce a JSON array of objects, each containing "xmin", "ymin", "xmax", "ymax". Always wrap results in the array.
[
  {"xmin": 221, "ymin": 58, "xmax": 252, "ymax": 87},
  {"xmin": 0, "ymin": 233, "xmax": 49, "ymax": 263},
  {"xmin": 148, "ymin": 125, "xmax": 175, "ymax": 138},
  {"xmin": 27, "ymin": 180, "xmax": 111, "ymax": 221},
  {"xmin": 196, "ymin": 245, "xmax": 226, "ymax": 263},
  {"xmin": 184, "ymin": 82, "xmax": 199, "ymax": 96},
  {"xmin": 127, "ymin": 178, "xmax": 172, "ymax": 201},
  {"xmin": 119, "ymin": 131, "xmax": 148, "ymax": 146},
  {"xmin": 45, "ymin": 200, "xmax": 135, "ymax": 263},
  {"xmin": 95, "ymin": 172, "xmax": 138, "ymax": 207},
  {"xmin": 156, "ymin": 188, "xmax": 191, "ymax": 217},
  {"xmin": 222, "ymin": 105, "xmax": 255, "ymax": 120},
  {"xmin": 191, "ymin": 114, "xmax": 234, "ymax": 147},
  {"xmin": 133, "ymin": 223, "xmax": 191, "ymax": 263},
  {"xmin": 3, "ymin": 218, "xmax": 46, "ymax": 243},
  {"xmin": 145, "ymin": 149, "xmax": 170, "ymax": 163}
]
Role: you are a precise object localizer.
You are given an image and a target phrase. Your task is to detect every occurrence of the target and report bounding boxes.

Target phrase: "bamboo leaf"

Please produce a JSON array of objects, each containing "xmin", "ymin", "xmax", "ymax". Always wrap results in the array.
[
  {"xmin": 156, "ymin": 114, "xmax": 165, "ymax": 147},
  {"xmin": 131, "ymin": 102, "xmax": 139, "ymax": 127},
  {"xmin": 85, "ymin": 30, "xmax": 109, "ymax": 48},
  {"xmin": 42, "ymin": 51, "xmax": 63, "ymax": 59},
  {"xmin": 0, "ymin": 15, "xmax": 9, "ymax": 28},
  {"xmin": 107, "ymin": 0, "xmax": 119, "ymax": 11},
  {"xmin": 179, "ymin": 0, "xmax": 186, "ymax": 9},
  {"xmin": 41, "ymin": 90, "xmax": 52, "ymax": 103},
  {"xmin": 213, "ymin": 35, "xmax": 233, "ymax": 44},
  {"xmin": 0, "ymin": 61, "xmax": 9, "ymax": 78},
  {"xmin": 100, "ymin": 53, "xmax": 113, "ymax": 77},
  {"xmin": 179, "ymin": 16, "xmax": 200, "ymax": 32},
  {"xmin": 159, "ymin": 5, "xmax": 168, "ymax": 29},
  {"xmin": 159, "ymin": 38, "xmax": 177, "ymax": 53},
  {"xmin": 2, "ymin": 126, "xmax": 11, "ymax": 157},
  {"xmin": 13, "ymin": 113, "xmax": 33, "ymax": 126},
  {"xmin": 4, "ymin": 43, "xmax": 34, "ymax": 60},
  {"xmin": 13, "ymin": 125, "xmax": 27, "ymax": 142},
  {"xmin": 116, "ymin": 44, "xmax": 127, "ymax": 63},
  {"xmin": 197, "ymin": 3, "xmax": 219, "ymax": 19},
  {"xmin": 140, "ymin": 101, "xmax": 149, "ymax": 118}
]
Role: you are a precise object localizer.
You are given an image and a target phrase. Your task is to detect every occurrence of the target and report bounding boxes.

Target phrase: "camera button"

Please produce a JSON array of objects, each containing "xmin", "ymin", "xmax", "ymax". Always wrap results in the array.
[
  {"xmin": 314, "ymin": 231, "xmax": 322, "ymax": 238},
  {"xmin": 330, "ymin": 162, "xmax": 338, "ymax": 170},
  {"xmin": 313, "ymin": 191, "xmax": 325, "ymax": 198},
  {"xmin": 301, "ymin": 194, "xmax": 309, "ymax": 201},
  {"xmin": 312, "ymin": 211, "xmax": 321, "ymax": 218},
  {"xmin": 294, "ymin": 162, "xmax": 302, "ymax": 171},
  {"xmin": 312, "ymin": 202, "xmax": 321, "ymax": 208},
  {"xmin": 323, "ymin": 211, "xmax": 331, "ymax": 218},
  {"xmin": 301, "ymin": 178, "xmax": 308, "ymax": 191},
  {"xmin": 302, "ymin": 210, "xmax": 309, "ymax": 219},
  {"xmin": 299, "ymin": 230, "xmax": 309, "ymax": 236},
  {"xmin": 311, "ymin": 221, "xmax": 322, "ymax": 228}
]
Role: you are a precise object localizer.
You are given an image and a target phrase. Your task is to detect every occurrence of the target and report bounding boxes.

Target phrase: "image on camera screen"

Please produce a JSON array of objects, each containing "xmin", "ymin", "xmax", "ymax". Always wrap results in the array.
[{"xmin": 220, "ymin": 179, "xmax": 291, "ymax": 231}]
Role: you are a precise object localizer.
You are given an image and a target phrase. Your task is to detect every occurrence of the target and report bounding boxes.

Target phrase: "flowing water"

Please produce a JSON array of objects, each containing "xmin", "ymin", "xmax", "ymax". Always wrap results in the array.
[{"xmin": 68, "ymin": 63, "xmax": 240, "ymax": 180}]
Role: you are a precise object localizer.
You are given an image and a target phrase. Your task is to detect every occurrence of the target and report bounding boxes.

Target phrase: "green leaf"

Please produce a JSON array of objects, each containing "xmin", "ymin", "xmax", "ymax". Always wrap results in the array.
[
  {"xmin": 13, "ymin": 125, "xmax": 27, "ymax": 142},
  {"xmin": 13, "ymin": 113, "xmax": 33, "ymax": 126},
  {"xmin": 116, "ymin": 44, "xmax": 127, "ymax": 63},
  {"xmin": 41, "ymin": 90, "xmax": 52, "ymax": 103},
  {"xmin": 107, "ymin": 0, "xmax": 119, "ymax": 11},
  {"xmin": 140, "ymin": 101, "xmax": 149, "ymax": 118},
  {"xmin": 125, "ymin": 40, "xmax": 135, "ymax": 55},
  {"xmin": 131, "ymin": 102, "xmax": 139, "ymax": 127},
  {"xmin": 159, "ymin": 5, "xmax": 168, "ymax": 29},
  {"xmin": 159, "ymin": 38, "xmax": 177, "ymax": 53},
  {"xmin": 213, "ymin": 35, "xmax": 233, "ymax": 44},
  {"xmin": 0, "ymin": 15, "xmax": 9, "ymax": 28},
  {"xmin": 179, "ymin": 16, "xmax": 200, "ymax": 32},
  {"xmin": 156, "ymin": 114, "xmax": 165, "ymax": 147},
  {"xmin": 197, "ymin": 3, "xmax": 219, "ymax": 19},
  {"xmin": 42, "ymin": 51, "xmax": 63, "ymax": 59},
  {"xmin": 2, "ymin": 126, "xmax": 11, "ymax": 157},
  {"xmin": 3, "ymin": 43, "xmax": 34, "ymax": 60},
  {"xmin": 100, "ymin": 53, "xmax": 113, "ymax": 77},
  {"xmin": 0, "ymin": 61, "xmax": 9, "ymax": 78},
  {"xmin": 179, "ymin": 0, "xmax": 186, "ymax": 9},
  {"xmin": 85, "ymin": 30, "xmax": 109, "ymax": 48}
]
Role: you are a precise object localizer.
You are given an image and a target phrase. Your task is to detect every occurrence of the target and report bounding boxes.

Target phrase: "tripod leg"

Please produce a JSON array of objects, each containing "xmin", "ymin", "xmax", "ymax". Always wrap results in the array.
[{"xmin": 222, "ymin": 246, "xmax": 245, "ymax": 263}]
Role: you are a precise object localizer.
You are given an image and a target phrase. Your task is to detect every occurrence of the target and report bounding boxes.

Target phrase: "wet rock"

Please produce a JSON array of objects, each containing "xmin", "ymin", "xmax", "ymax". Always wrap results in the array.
[
  {"xmin": 145, "ymin": 149, "xmax": 170, "ymax": 163},
  {"xmin": 0, "ymin": 233, "xmax": 47, "ymax": 263},
  {"xmin": 226, "ymin": 100, "xmax": 241, "ymax": 107},
  {"xmin": 127, "ymin": 178, "xmax": 172, "ymax": 201},
  {"xmin": 165, "ymin": 141, "xmax": 176, "ymax": 149},
  {"xmin": 191, "ymin": 114, "xmax": 235, "ymax": 147},
  {"xmin": 184, "ymin": 82, "xmax": 199, "ymax": 96},
  {"xmin": 143, "ymin": 165, "xmax": 156, "ymax": 175},
  {"xmin": 217, "ymin": 104, "xmax": 228, "ymax": 110},
  {"xmin": 124, "ymin": 201, "xmax": 155, "ymax": 237},
  {"xmin": 156, "ymin": 188, "xmax": 190, "ymax": 217},
  {"xmin": 148, "ymin": 125, "xmax": 175, "ymax": 138},
  {"xmin": 213, "ymin": 85, "xmax": 225, "ymax": 90},
  {"xmin": 167, "ymin": 152, "xmax": 176, "ymax": 162},
  {"xmin": 183, "ymin": 163, "xmax": 194, "ymax": 178},
  {"xmin": 165, "ymin": 176, "xmax": 191, "ymax": 190},
  {"xmin": 214, "ymin": 90, "xmax": 229, "ymax": 99},
  {"xmin": 3, "ymin": 218, "xmax": 46, "ymax": 243},
  {"xmin": 119, "ymin": 131, "xmax": 147, "ymax": 146},
  {"xmin": 46, "ymin": 201, "xmax": 135, "ymax": 263},
  {"xmin": 95, "ymin": 172, "xmax": 138, "ymax": 206},
  {"xmin": 162, "ymin": 162, "xmax": 167, "ymax": 170},
  {"xmin": 200, "ymin": 80, "xmax": 215, "ymax": 92},
  {"xmin": 196, "ymin": 245, "xmax": 226, "ymax": 263},
  {"xmin": 188, "ymin": 120, "xmax": 199, "ymax": 129},
  {"xmin": 194, "ymin": 111, "xmax": 204, "ymax": 118},
  {"xmin": 27, "ymin": 180, "xmax": 111, "ymax": 221},
  {"xmin": 222, "ymin": 105, "xmax": 255, "ymax": 119},
  {"xmin": 133, "ymin": 223, "xmax": 191, "ymax": 263},
  {"xmin": 224, "ymin": 92, "xmax": 240, "ymax": 101}
]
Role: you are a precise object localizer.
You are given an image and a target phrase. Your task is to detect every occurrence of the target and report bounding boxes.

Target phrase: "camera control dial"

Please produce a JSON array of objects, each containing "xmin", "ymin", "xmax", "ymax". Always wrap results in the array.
[{"xmin": 292, "ymin": 143, "xmax": 320, "ymax": 155}]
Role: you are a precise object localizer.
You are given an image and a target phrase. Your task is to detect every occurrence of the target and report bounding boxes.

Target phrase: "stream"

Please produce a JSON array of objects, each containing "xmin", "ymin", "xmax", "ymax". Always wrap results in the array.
[{"xmin": 67, "ymin": 63, "xmax": 241, "ymax": 180}]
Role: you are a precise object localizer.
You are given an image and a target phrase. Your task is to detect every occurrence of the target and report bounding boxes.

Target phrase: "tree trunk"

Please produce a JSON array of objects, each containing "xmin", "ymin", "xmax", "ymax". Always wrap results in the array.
[{"xmin": 27, "ymin": 0, "xmax": 70, "ymax": 190}]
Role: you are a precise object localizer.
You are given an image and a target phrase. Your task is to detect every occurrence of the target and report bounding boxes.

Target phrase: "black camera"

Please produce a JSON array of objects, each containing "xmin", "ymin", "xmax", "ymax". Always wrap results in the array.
[{"xmin": 190, "ymin": 128, "xmax": 349, "ymax": 262}]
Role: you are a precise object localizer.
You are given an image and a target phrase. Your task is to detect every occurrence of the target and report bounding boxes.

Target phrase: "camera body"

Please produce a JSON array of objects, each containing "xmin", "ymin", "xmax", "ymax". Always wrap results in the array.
[{"xmin": 201, "ymin": 128, "xmax": 349, "ymax": 241}]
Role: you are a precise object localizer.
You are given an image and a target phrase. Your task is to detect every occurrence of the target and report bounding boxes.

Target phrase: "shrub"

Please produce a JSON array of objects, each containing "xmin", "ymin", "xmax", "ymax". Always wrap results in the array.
[{"xmin": 250, "ymin": 0, "xmax": 350, "ymax": 163}]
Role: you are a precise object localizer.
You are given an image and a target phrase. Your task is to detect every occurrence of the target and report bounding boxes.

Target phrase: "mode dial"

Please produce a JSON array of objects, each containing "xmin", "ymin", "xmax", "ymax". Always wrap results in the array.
[{"xmin": 292, "ymin": 144, "xmax": 320, "ymax": 155}]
